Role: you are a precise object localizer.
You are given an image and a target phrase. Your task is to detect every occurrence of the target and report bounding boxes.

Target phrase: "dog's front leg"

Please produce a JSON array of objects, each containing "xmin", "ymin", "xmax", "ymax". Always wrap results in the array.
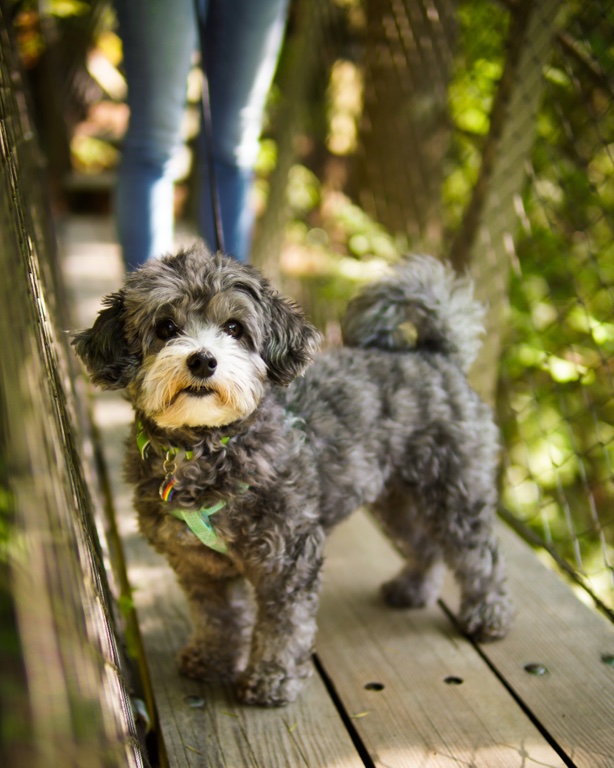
[
  {"xmin": 177, "ymin": 572, "xmax": 254, "ymax": 683},
  {"xmin": 237, "ymin": 531, "xmax": 324, "ymax": 707}
]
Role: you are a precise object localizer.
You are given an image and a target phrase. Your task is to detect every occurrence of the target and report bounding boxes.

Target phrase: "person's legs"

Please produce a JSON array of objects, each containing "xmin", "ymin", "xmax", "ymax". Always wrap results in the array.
[
  {"xmin": 115, "ymin": 0, "xmax": 201, "ymax": 270},
  {"xmin": 198, "ymin": 0, "xmax": 289, "ymax": 262}
]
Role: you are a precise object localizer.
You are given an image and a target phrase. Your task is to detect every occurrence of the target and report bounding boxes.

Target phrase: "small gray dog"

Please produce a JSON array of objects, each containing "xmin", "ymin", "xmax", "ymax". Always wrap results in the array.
[{"xmin": 74, "ymin": 244, "xmax": 512, "ymax": 706}]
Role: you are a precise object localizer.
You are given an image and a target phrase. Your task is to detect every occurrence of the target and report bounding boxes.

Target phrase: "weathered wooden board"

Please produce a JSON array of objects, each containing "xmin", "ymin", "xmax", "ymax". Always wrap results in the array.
[
  {"xmin": 444, "ymin": 524, "xmax": 614, "ymax": 768},
  {"xmin": 317, "ymin": 510, "xmax": 567, "ymax": 768}
]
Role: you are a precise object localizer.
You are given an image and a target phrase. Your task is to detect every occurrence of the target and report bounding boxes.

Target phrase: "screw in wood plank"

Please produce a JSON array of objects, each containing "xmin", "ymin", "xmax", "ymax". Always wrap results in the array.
[
  {"xmin": 184, "ymin": 695, "xmax": 205, "ymax": 708},
  {"xmin": 524, "ymin": 662, "xmax": 548, "ymax": 676},
  {"xmin": 364, "ymin": 682, "xmax": 385, "ymax": 691},
  {"xmin": 443, "ymin": 676, "xmax": 464, "ymax": 685},
  {"xmin": 601, "ymin": 653, "xmax": 614, "ymax": 668}
]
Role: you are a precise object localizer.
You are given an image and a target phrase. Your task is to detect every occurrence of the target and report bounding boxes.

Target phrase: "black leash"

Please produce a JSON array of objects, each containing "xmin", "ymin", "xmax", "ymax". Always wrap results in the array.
[{"xmin": 194, "ymin": 2, "xmax": 225, "ymax": 254}]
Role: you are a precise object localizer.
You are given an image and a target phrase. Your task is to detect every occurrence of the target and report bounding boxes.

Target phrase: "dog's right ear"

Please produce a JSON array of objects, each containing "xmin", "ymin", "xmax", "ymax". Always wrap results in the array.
[{"xmin": 72, "ymin": 291, "xmax": 139, "ymax": 389}]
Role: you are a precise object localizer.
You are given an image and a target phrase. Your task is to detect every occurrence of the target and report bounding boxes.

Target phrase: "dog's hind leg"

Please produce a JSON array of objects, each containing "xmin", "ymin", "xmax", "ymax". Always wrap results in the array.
[
  {"xmin": 370, "ymin": 488, "xmax": 446, "ymax": 608},
  {"xmin": 413, "ymin": 484, "xmax": 513, "ymax": 643},
  {"xmin": 401, "ymin": 429, "xmax": 513, "ymax": 643},
  {"xmin": 441, "ymin": 525, "xmax": 512, "ymax": 643}
]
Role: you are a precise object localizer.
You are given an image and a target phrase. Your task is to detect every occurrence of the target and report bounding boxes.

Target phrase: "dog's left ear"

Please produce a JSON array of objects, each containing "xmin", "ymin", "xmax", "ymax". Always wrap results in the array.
[
  {"xmin": 72, "ymin": 290, "xmax": 140, "ymax": 389},
  {"xmin": 263, "ymin": 293, "xmax": 320, "ymax": 386}
]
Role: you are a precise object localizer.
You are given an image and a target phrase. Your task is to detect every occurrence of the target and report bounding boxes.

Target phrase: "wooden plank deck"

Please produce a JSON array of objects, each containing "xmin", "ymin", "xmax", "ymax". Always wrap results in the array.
[{"xmin": 62, "ymin": 216, "xmax": 614, "ymax": 768}]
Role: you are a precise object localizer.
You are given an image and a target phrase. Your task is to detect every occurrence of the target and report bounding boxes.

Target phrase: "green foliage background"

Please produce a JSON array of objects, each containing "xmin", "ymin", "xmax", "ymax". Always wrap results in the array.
[
  {"xmin": 493, "ymin": 0, "xmax": 614, "ymax": 605},
  {"xmin": 268, "ymin": 0, "xmax": 614, "ymax": 606}
]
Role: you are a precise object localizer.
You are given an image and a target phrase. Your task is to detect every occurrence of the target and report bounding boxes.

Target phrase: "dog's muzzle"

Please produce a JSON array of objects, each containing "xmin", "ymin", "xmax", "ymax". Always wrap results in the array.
[{"xmin": 187, "ymin": 350, "xmax": 218, "ymax": 379}]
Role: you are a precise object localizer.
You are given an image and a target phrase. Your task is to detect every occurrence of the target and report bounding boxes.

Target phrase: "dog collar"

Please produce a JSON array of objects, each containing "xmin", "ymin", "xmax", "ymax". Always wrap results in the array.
[
  {"xmin": 136, "ymin": 421, "xmax": 233, "ymax": 554},
  {"xmin": 137, "ymin": 420, "xmax": 231, "ymax": 461}
]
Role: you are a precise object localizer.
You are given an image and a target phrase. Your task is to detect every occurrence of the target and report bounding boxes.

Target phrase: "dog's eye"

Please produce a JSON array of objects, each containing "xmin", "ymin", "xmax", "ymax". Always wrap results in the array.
[
  {"xmin": 222, "ymin": 320, "xmax": 244, "ymax": 339},
  {"xmin": 155, "ymin": 318, "xmax": 180, "ymax": 340}
]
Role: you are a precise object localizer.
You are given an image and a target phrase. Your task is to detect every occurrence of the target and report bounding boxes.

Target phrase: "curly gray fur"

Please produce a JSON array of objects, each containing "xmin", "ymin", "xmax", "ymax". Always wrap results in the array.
[{"xmin": 73, "ymin": 243, "xmax": 512, "ymax": 707}]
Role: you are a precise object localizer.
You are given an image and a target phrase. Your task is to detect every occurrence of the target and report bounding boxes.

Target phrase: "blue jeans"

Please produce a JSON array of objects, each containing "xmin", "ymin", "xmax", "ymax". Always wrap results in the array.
[{"xmin": 115, "ymin": 0, "xmax": 288, "ymax": 269}]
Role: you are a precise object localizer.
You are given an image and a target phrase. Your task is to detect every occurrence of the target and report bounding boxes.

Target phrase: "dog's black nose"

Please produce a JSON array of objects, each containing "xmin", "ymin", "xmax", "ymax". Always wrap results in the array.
[{"xmin": 187, "ymin": 351, "xmax": 218, "ymax": 379}]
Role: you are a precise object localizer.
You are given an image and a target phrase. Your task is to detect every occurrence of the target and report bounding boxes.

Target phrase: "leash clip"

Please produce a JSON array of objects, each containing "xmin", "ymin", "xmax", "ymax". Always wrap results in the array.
[{"xmin": 162, "ymin": 451, "xmax": 177, "ymax": 477}]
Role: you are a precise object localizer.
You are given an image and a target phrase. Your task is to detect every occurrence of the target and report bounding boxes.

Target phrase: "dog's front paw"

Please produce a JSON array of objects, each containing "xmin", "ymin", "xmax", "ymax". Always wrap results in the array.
[
  {"xmin": 178, "ymin": 642, "xmax": 238, "ymax": 683},
  {"xmin": 459, "ymin": 593, "xmax": 514, "ymax": 643},
  {"xmin": 236, "ymin": 662, "xmax": 310, "ymax": 707}
]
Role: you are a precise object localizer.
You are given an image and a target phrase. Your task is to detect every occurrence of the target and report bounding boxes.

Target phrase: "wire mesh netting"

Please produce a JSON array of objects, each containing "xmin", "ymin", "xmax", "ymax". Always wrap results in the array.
[
  {"xmin": 496, "ymin": 0, "xmax": 614, "ymax": 612},
  {"xmin": 253, "ymin": 0, "xmax": 614, "ymax": 612},
  {"xmin": 0, "ymin": 2, "xmax": 143, "ymax": 763}
]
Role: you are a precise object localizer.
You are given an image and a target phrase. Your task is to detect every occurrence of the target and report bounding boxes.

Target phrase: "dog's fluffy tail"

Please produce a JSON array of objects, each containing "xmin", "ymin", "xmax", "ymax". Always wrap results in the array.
[{"xmin": 341, "ymin": 255, "xmax": 485, "ymax": 374}]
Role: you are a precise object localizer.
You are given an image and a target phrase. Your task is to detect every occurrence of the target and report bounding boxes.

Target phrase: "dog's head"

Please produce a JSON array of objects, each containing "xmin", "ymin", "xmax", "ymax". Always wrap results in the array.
[{"xmin": 73, "ymin": 243, "xmax": 320, "ymax": 429}]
